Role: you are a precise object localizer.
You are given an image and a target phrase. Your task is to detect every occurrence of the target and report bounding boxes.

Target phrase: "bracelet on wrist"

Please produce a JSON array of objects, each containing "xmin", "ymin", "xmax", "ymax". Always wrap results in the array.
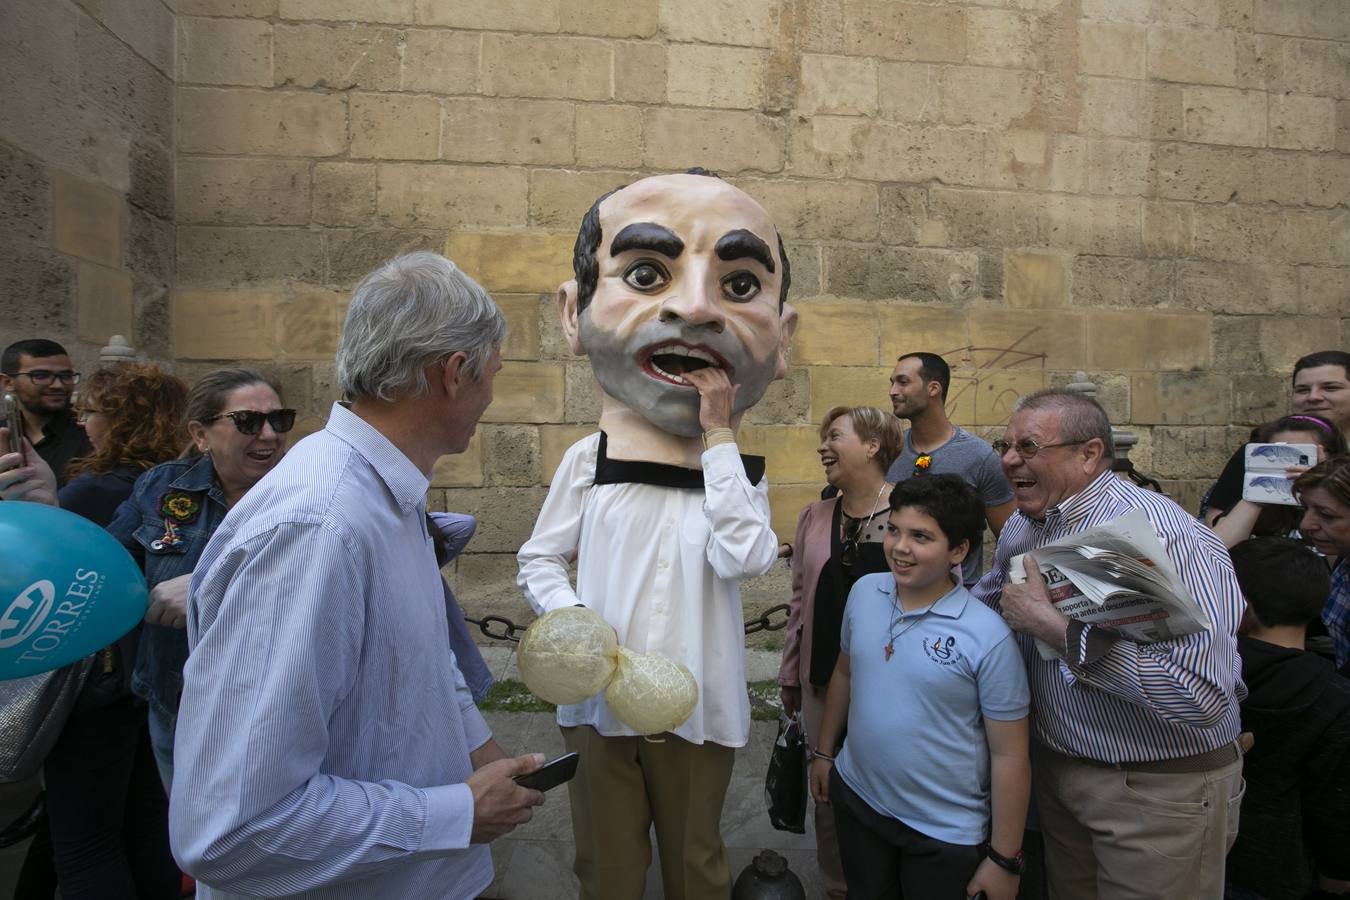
[
  {"xmin": 984, "ymin": 844, "xmax": 1025, "ymax": 876},
  {"xmin": 811, "ymin": 749, "xmax": 835, "ymax": 762}
]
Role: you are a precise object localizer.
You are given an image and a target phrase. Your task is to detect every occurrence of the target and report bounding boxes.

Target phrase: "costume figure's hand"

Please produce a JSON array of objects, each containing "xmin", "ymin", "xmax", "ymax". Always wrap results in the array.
[
  {"xmin": 780, "ymin": 686, "xmax": 801, "ymax": 718},
  {"xmin": 683, "ymin": 367, "xmax": 738, "ymax": 433},
  {"xmin": 1001, "ymin": 556, "xmax": 1070, "ymax": 650},
  {"xmin": 145, "ymin": 573, "xmax": 193, "ymax": 629},
  {"xmin": 808, "ymin": 756, "xmax": 832, "ymax": 805},
  {"xmin": 966, "ymin": 858, "xmax": 1020, "ymax": 900},
  {"xmin": 0, "ymin": 433, "xmax": 57, "ymax": 505},
  {"xmin": 467, "ymin": 753, "xmax": 547, "ymax": 843}
]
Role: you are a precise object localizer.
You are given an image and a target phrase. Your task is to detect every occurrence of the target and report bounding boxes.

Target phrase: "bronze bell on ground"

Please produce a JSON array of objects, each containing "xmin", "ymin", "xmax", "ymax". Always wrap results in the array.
[{"xmin": 732, "ymin": 850, "xmax": 806, "ymax": 900}]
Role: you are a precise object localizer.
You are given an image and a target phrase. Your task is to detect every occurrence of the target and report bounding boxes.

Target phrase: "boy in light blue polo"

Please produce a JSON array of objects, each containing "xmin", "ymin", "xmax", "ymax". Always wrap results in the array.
[{"xmin": 809, "ymin": 475, "xmax": 1030, "ymax": 900}]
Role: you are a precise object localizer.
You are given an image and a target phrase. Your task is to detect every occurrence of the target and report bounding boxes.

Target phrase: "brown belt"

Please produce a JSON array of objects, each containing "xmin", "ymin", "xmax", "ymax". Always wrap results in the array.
[{"xmin": 1043, "ymin": 740, "xmax": 1242, "ymax": 775}]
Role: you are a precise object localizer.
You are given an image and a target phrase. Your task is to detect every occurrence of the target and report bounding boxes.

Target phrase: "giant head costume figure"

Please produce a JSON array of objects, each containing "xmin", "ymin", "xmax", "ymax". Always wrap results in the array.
[{"xmin": 558, "ymin": 171, "xmax": 798, "ymax": 467}]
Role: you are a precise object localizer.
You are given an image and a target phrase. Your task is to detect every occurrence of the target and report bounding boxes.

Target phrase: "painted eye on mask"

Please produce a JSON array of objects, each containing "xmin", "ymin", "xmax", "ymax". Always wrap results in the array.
[
  {"xmin": 623, "ymin": 261, "xmax": 669, "ymax": 291},
  {"xmin": 721, "ymin": 271, "xmax": 761, "ymax": 301}
]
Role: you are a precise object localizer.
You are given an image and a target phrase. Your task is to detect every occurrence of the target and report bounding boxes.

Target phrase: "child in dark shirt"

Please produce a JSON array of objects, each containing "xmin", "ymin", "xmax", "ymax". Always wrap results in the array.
[{"xmin": 1226, "ymin": 537, "xmax": 1350, "ymax": 900}]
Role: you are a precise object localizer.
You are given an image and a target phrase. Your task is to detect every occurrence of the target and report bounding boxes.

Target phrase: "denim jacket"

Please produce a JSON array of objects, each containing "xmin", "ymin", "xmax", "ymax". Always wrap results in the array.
[{"xmin": 107, "ymin": 454, "xmax": 228, "ymax": 721}]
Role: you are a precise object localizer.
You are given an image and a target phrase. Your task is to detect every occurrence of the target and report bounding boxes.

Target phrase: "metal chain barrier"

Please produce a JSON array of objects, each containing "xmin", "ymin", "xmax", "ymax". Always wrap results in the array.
[{"xmin": 464, "ymin": 603, "xmax": 791, "ymax": 644}]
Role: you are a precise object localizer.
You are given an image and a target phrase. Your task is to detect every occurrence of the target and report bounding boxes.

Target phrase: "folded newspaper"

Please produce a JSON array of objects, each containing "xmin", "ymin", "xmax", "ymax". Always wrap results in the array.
[{"xmin": 1007, "ymin": 508, "xmax": 1212, "ymax": 660}]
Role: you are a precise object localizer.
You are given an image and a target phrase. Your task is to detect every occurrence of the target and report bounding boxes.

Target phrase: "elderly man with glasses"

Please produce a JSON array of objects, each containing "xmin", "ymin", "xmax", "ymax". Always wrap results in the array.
[
  {"xmin": 0, "ymin": 339, "xmax": 90, "ymax": 487},
  {"xmin": 972, "ymin": 388, "xmax": 1246, "ymax": 900}
]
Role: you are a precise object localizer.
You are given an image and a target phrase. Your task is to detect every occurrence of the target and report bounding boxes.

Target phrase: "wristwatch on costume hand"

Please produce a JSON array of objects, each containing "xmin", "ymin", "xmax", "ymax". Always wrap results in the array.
[{"xmin": 984, "ymin": 844, "xmax": 1025, "ymax": 876}]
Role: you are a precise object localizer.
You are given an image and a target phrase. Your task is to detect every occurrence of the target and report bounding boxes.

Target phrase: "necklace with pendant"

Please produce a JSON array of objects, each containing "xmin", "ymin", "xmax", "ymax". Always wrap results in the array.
[
  {"xmin": 841, "ymin": 481, "xmax": 891, "ymax": 570},
  {"xmin": 884, "ymin": 590, "xmax": 925, "ymax": 661}
]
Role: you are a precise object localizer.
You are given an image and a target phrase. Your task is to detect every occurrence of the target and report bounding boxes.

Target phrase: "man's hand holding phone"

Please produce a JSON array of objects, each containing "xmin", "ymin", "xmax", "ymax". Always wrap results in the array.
[
  {"xmin": 466, "ymin": 752, "xmax": 549, "ymax": 844},
  {"xmin": 0, "ymin": 427, "xmax": 56, "ymax": 505},
  {"xmin": 511, "ymin": 751, "xmax": 578, "ymax": 792}
]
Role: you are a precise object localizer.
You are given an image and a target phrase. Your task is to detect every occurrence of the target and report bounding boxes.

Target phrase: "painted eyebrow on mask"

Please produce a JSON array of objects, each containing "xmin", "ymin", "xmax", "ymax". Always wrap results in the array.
[
  {"xmin": 609, "ymin": 222, "xmax": 684, "ymax": 258},
  {"xmin": 714, "ymin": 229, "xmax": 775, "ymax": 273}
]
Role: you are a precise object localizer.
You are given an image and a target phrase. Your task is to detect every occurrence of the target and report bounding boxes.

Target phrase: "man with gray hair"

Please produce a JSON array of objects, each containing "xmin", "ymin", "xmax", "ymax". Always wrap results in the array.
[
  {"xmin": 972, "ymin": 388, "xmax": 1245, "ymax": 900},
  {"xmin": 170, "ymin": 252, "xmax": 547, "ymax": 899}
]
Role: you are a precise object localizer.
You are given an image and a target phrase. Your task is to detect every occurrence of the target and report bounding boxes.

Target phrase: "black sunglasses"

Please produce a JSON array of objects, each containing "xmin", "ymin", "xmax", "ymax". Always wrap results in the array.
[
  {"xmin": 203, "ymin": 408, "xmax": 297, "ymax": 435},
  {"xmin": 840, "ymin": 539, "xmax": 859, "ymax": 570}
]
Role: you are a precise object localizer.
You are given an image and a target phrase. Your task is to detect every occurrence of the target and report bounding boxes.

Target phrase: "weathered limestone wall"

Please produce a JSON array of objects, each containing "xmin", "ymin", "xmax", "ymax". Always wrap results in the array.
[
  {"xmin": 165, "ymin": 0, "xmax": 1349, "ymax": 617},
  {"xmin": 0, "ymin": 0, "xmax": 177, "ymax": 369}
]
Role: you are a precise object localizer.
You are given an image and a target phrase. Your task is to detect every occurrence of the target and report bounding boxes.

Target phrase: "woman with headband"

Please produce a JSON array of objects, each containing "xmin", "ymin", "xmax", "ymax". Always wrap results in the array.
[{"xmin": 1210, "ymin": 414, "xmax": 1346, "ymax": 548}]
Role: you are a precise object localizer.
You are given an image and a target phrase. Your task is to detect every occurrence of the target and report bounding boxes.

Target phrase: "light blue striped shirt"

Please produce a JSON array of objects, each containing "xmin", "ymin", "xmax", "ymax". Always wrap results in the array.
[
  {"xmin": 972, "ymin": 470, "xmax": 1245, "ymax": 763},
  {"xmin": 173, "ymin": 403, "xmax": 493, "ymax": 899}
]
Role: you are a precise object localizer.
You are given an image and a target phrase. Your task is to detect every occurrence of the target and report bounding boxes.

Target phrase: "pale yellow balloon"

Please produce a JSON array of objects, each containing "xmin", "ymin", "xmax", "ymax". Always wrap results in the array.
[
  {"xmin": 605, "ymin": 647, "xmax": 699, "ymax": 735},
  {"xmin": 517, "ymin": 607, "xmax": 618, "ymax": 705}
]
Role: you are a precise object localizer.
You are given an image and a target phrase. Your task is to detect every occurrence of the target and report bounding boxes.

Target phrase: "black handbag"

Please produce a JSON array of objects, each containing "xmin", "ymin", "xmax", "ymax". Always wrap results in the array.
[{"xmin": 764, "ymin": 712, "xmax": 808, "ymax": 833}]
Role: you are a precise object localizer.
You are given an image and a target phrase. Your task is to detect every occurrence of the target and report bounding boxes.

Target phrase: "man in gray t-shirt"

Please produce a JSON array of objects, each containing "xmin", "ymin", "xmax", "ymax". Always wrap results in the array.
[{"xmin": 885, "ymin": 353, "xmax": 1014, "ymax": 585}]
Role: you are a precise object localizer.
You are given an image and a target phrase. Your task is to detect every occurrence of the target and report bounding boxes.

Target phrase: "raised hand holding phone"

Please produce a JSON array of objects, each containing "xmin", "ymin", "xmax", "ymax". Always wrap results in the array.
[{"xmin": 0, "ymin": 428, "xmax": 55, "ymax": 506}]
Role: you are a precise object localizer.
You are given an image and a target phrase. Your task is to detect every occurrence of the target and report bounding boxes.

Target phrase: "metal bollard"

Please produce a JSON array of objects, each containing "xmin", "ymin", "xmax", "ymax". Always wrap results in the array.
[{"xmin": 732, "ymin": 850, "xmax": 806, "ymax": 900}]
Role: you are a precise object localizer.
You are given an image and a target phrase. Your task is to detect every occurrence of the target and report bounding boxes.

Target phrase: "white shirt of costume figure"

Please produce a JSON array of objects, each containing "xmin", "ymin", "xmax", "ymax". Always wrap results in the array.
[{"xmin": 565, "ymin": 174, "xmax": 792, "ymax": 439}]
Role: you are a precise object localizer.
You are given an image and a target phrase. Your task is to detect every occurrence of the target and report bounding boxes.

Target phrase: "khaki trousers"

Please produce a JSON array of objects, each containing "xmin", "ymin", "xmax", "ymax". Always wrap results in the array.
[
  {"xmin": 561, "ymin": 725, "xmax": 735, "ymax": 900},
  {"xmin": 801, "ymin": 684, "xmax": 848, "ymax": 900},
  {"xmin": 1035, "ymin": 747, "xmax": 1244, "ymax": 900}
]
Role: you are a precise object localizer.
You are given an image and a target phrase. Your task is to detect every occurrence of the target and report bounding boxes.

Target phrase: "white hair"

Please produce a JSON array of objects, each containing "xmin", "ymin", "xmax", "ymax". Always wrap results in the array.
[
  {"xmin": 336, "ymin": 252, "xmax": 507, "ymax": 401},
  {"xmin": 1015, "ymin": 388, "xmax": 1115, "ymax": 460}
]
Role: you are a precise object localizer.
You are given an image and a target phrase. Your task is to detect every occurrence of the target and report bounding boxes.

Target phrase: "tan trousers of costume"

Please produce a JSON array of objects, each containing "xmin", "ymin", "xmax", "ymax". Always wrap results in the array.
[
  {"xmin": 802, "ymin": 684, "xmax": 848, "ymax": 900},
  {"xmin": 1035, "ymin": 748, "xmax": 1244, "ymax": 900},
  {"xmin": 561, "ymin": 725, "xmax": 735, "ymax": 900}
]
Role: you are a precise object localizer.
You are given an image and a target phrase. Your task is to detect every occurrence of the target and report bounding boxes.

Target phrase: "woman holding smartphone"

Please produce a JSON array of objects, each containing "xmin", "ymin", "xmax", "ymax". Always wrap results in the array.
[{"xmin": 1210, "ymin": 414, "xmax": 1346, "ymax": 548}]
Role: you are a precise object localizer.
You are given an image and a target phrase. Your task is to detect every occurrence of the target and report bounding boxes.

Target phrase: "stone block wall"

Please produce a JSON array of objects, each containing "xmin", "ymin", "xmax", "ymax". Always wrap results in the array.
[
  {"xmin": 8, "ymin": 0, "xmax": 1348, "ymax": 619},
  {"xmin": 169, "ymin": 0, "xmax": 1347, "ymax": 613},
  {"xmin": 0, "ymin": 0, "xmax": 177, "ymax": 368}
]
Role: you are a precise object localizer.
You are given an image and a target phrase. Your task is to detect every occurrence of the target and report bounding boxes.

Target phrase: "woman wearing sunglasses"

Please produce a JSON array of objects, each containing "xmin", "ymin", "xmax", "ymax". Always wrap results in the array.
[
  {"xmin": 106, "ymin": 368, "xmax": 294, "ymax": 789},
  {"xmin": 776, "ymin": 405, "xmax": 902, "ymax": 899}
]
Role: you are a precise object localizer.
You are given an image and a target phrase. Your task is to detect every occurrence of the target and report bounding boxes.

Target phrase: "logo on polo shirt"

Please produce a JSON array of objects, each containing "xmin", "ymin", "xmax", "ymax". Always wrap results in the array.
[{"xmin": 924, "ymin": 635, "xmax": 961, "ymax": 667}]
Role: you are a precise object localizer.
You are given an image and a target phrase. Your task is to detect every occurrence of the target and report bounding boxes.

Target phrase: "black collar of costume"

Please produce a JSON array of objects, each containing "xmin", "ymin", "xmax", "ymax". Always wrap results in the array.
[{"xmin": 593, "ymin": 431, "xmax": 765, "ymax": 489}]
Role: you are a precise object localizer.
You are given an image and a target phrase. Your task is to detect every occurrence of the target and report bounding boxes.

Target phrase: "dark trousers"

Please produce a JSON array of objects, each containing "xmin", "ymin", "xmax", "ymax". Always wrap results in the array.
[
  {"xmin": 25, "ymin": 696, "xmax": 179, "ymax": 900},
  {"xmin": 830, "ymin": 766, "xmax": 982, "ymax": 900}
]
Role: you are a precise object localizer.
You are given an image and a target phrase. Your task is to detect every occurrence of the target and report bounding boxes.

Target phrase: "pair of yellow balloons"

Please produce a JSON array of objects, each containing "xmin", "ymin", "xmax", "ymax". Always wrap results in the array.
[{"xmin": 516, "ymin": 607, "xmax": 699, "ymax": 735}]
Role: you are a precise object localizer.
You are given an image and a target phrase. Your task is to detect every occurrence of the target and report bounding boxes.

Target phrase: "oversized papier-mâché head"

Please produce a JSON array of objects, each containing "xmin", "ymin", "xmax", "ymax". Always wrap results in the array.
[{"xmin": 558, "ymin": 171, "xmax": 798, "ymax": 441}]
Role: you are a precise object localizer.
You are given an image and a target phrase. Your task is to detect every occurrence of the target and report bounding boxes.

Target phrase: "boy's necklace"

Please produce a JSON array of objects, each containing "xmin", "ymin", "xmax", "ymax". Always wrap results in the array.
[{"xmin": 884, "ymin": 591, "xmax": 926, "ymax": 661}]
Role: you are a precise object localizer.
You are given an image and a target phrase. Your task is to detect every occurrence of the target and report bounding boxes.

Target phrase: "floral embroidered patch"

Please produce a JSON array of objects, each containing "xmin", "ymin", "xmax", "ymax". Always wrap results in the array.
[{"xmin": 158, "ymin": 490, "xmax": 201, "ymax": 525}]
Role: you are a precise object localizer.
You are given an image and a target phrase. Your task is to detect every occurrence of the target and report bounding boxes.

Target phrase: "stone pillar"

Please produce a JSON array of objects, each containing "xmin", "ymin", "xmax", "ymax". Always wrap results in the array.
[
  {"xmin": 1066, "ymin": 371, "xmax": 1162, "ymax": 492},
  {"xmin": 98, "ymin": 335, "xmax": 137, "ymax": 366}
]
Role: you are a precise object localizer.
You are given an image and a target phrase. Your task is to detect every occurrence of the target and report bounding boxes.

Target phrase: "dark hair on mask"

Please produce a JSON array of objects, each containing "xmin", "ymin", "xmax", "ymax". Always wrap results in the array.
[
  {"xmin": 1229, "ymin": 536, "xmax": 1330, "ymax": 627},
  {"xmin": 887, "ymin": 474, "xmax": 984, "ymax": 552},
  {"xmin": 571, "ymin": 167, "xmax": 791, "ymax": 312}
]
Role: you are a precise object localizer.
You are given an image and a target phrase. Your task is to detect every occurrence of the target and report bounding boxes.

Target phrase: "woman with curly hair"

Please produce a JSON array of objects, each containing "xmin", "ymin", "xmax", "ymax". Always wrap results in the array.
[
  {"xmin": 60, "ymin": 364, "xmax": 190, "ymax": 524},
  {"xmin": 23, "ymin": 363, "xmax": 189, "ymax": 900}
]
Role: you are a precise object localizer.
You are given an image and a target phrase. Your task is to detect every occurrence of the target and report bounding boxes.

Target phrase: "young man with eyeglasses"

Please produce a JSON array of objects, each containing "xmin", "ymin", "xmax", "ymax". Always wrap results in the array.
[
  {"xmin": 0, "ymin": 339, "xmax": 90, "ymax": 487},
  {"xmin": 885, "ymin": 352, "xmax": 1014, "ymax": 586},
  {"xmin": 973, "ymin": 388, "xmax": 1246, "ymax": 900}
]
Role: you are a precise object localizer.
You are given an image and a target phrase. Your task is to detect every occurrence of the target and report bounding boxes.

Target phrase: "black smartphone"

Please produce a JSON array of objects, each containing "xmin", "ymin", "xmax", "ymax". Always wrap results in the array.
[
  {"xmin": 512, "ymin": 751, "xmax": 579, "ymax": 792},
  {"xmin": 1, "ymin": 392, "xmax": 25, "ymax": 463}
]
